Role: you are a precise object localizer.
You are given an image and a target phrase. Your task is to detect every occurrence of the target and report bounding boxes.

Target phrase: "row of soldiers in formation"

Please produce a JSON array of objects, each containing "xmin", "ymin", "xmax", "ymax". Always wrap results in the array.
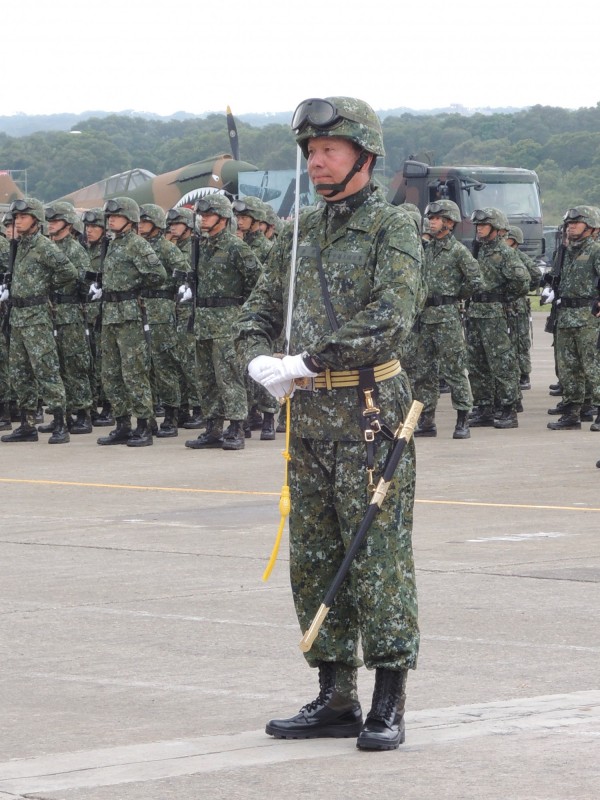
[
  {"xmin": 1, "ymin": 193, "xmax": 599, "ymax": 451},
  {"xmin": 0, "ymin": 192, "xmax": 283, "ymax": 448}
]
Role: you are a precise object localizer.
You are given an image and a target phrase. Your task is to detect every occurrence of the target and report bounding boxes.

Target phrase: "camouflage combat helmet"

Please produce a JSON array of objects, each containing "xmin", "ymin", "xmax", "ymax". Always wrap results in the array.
[
  {"xmin": 44, "ymin": 200, "xmax": 78, "ymax": 226},
  {"xmin": 400, "ymin": 202, "xmax": 422, "ymax": 231},
  {"xmin": 82, "ymin": 207, "xmax": 106, "ymax": 228},
  {"xmin": 195, "ymin": 193, "xmax": 233, "ymax": 219},
  {"xmin": 425, "ymin": 199, "xmax": 461, "ymax": 224},
  {"xmin": 166, "ymin": 207, "xmax": 196, "ymax": 229},
  {"xmin": 140, "ymin": 203, "xmax": 167, "ymax": 230},
  {"xmin": 563, "ymin": 205, "xmax": 600, "ymax": 228},
  {"xmin": 292, "ymin": 96, "xmax": 385, "ymax": 158},
  {"xmin": 470, "ymin": 207, "xmax": 509, "ymax": 231},
  {"xmin": 507, "ymin": 225, "xmax": 524, "ymax": 244},
  {"xmin": 103, "ymin": 196, "xmax": 140, "ymax": 224},
  {"xmin": 9, "ymin": 197, "xmax": 45, "ymax": 223},
  {"xmin": 232, "ymin": 196, "xmax": 268, "ymax": 223}
]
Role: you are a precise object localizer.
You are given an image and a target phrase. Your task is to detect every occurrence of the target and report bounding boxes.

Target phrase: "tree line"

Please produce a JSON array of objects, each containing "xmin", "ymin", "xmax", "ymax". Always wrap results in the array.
[{"xmin": 2, "ymin": 103, "xmax": 600, "ymax": 223}]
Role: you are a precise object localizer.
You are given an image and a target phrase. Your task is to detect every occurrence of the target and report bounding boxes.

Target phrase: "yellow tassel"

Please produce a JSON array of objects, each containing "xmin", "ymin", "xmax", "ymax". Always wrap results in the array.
[{"xmin": 262, "ymin": 396, "xmax": 291, "ymax": 581}]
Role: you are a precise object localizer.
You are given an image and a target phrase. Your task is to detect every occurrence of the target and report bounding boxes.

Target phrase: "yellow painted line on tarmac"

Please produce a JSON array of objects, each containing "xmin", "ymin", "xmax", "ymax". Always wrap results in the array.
[{"xmin": 1, "ymin": 477, "xmax": 600, "ymax": 513}]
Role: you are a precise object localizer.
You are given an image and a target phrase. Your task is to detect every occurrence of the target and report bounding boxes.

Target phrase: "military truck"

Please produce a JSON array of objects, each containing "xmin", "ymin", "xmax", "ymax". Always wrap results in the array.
[{"xmin": 388, "ymin": 160, "xmax": 544, "ymax": 258}]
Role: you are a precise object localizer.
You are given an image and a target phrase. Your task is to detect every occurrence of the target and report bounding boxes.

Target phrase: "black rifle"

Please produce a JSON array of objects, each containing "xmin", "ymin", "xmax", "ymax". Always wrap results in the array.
[
  {"xmin": 186, "ymin": 227, "xmax": 200, "ymax": 333},
  {"xmin": 544, "ymin": 240, "xmax": 566, "ymax": 335},
  {"xmin": 0, "ymin": 237, "xmax": 17, "ymax": 343}
]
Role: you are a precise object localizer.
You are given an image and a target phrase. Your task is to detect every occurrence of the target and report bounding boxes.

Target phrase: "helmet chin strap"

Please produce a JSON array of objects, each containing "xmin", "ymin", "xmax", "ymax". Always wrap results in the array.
[{"xmin": 315, "ymin": 150, "xmax": 369, "ymax": 199}]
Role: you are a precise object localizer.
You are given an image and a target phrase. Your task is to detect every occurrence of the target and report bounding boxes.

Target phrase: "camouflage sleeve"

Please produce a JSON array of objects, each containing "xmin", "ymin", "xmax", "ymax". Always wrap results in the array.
[
  {"xmin": 162, "ymin": 240, "xmax": 188, "ymax": 289},
  {"xmin": 134, "ymin": 238, "xmax": 168, "ymax": 288},
  {"xmin": 46, "ymin": 241, "xmax": 79, "ymax": 291},
  {"xmin": 520, "ymin": 252, "xmax": 541, "ymax": 292},
  {"xmin": 457, "ymin": 244, "xmax": 483, "ymax": 297},
  {"xmin": 0, "ymin": 237, "xmax": 9, "ymax": 271},
  {"xmin": 501, "ymin": 249, "xmax": 530, "ymax": 301}
]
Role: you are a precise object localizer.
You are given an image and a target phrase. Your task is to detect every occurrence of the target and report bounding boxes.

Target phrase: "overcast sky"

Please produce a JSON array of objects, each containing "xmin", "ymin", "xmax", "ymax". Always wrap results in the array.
[{"xmin": 4, "ymin": 0, "xmax": 599, "ymax": 119}]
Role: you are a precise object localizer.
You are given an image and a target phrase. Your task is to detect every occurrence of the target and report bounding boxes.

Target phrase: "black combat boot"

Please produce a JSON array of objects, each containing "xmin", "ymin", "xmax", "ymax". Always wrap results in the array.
[
  {"xmin": 156, "ymin": 406, "xmax": 178, "ymax": 438},
  {"xmin": 260, "ymin": 412, "xmax": 276, "ymax": 441},
  {"xmin": 185, "ymin": 418, "xmax": 224, "ymax": 449},
  {"xmin": 97, "ymin": 415, "xmax": 132, "ymax": 445},
  {"xmin": 266, "ymin": 662, "xmax": 362, "ymax": 740},
  {"xmin": 127, "ymin": 418, "xmax": 153, "ymax": 447},
  {"xmin": 37, "ymin": 417, "xmax": 57, "ymax": 433},
  {"xmin": 222, "ymin": 420, "xmax": 245, "ymax": 450},
  {"xmin": 519, "ymin": 373, "xmax": 531, "ymax": 390},
  {"xmin": 453, "ymin": 410, "xmax": 470, "ymax": 439},
  {"xmin": 494, "ymin": 406, "xmax": 519, "ymax": 429},
  {"xmin": 356, "ymin": 669, "xmax": 407, "ymax": 751},
  {"xmin": 182, "ymin": 406, "xmax": 204, "ymax": 429},
  {"xmin": 70, "ymin": 409, "xmax": 93, "ymax": 434},
  {"xmin": 248, "ymin": 405, "xmax": 263, "ymax": 430},
  {"xmin": 35, "ymin": 400, "xmax": 44, "ymax": 423},
  {"xmin": 276, "ymin": 413, "xmax": 287, "ymax": 433},
  {"xmin": 581, "ymin": 402, "xmax": 594, "ymax": 422},
  {"xmin": 590, "ymin": 409, "xmax": 600, "ymax": 432},
  {"xmin": 154, "ymin": 403, "xmax": 165, "ymax": 418},
  {"xmin": 1, "ymin": 410, "xmax": 38, "ymax": 442},
  {"xmin": 9, "ymin": 400, "xmax": 20, "ymax": 422},
  {"xmin": 414, "ymin": 411, "xmax": 437, "ymax": 437},
  {"xmin": 48, "ymin": 411, "xmax": 70, "ymax": 444},
  {"xmin": 547, "ymin": 406, "xmax": 581, "ymax": 430},
  {"xmin": 93, "ymin": 402, "xmax": 114, "ymax": 427},
  {"xmin": 0, "ymin": 402, "xmax": 12, "ymax": 432},
  {"xmin": 243, "ymin": 418, "xmax": 252, "ymax": 439},
  {"xmin": 469, "ymin": 405, "xmax": 495, "ymax": 427},
  {"xmin": 549, "ymin": 384, "xmax": 563, "ymax": 397}
]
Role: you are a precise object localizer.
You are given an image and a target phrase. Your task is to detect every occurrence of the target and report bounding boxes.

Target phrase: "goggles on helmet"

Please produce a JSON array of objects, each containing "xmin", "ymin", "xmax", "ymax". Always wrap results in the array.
[
  {"xmin": 471, "ymin": 209, "xmax": 491, "ymax": 222},
  {"xmin": 10, "ymin": 199, "xmax": 33, "ymax": 213},
  {"xmin": 564, "ymin": 208, "xmax": 584, "ymax": 221},
  {"xmin": 291, "ymin": 98, "xmax": 364, "ymax": 134},
  {"xmin": 83, "ymin": 210, "xmax": 102, "ymax": 224}
]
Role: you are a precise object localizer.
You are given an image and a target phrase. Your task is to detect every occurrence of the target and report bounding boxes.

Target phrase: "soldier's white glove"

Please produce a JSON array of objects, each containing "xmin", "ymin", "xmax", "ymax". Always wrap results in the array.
[
  {"xmin": 0, "ymin": 285, "xmax": 9, "ymax": 303},
  {"xmin": 539, "ymin": 286, "xmax": 554, "ymax": 306},
  {"xmin": 178, "ymin": 284, "xmax": 192, "ymax": 303},
  {"xmin": 88, "ymin": 282, "xmax": 102, "ymax": 301},
  {"xmin": 248, "ymin": 353, "xmax": 319, "ymax": 400}
]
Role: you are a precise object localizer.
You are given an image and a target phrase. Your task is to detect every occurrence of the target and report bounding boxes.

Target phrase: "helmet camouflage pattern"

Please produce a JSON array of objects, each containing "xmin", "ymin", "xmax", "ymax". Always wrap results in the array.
[
  {"xmin": 196, "ymin": 193, "xmax": 233, "ymax": 219},
  {"xmin": 400, "ymin": 202, "xmax": 422, "ymax": 231},
  {"xmin": 82, "ymin": 207, "xmax": 106, "ymax": 228},
  {"xmin": 425, "ymin": 199, "xmax": 461, "ymax": 224},
  {"xmin": 103, "ymin": 196, "xmax": 140, "ymax": 224},
  {"xmin": 166, "ymin": 206, "xmax": 196, "ymax": 229},
  {"xmin": 507, "ymin": 225, "xmax": 524, "ymax": 244},
  {"xmin": 44, "ymin": 200, "xmax": 78, "ymax": 226},
  {"xmin": 563, "ymin": 205, "xmax": 600, "ymax": 228},
  {"xmin": 293, "ymin": 96, "xmax": 385, "ymax": 158},
  {"xmin": 9, "ymin": 197, "xmax": 46, "ymax": 223},
  {"xmin": 140, "ymin": 203, "xmax": 167, "ymax": 230},
  {"xmin": 232, "ymin": 195, "xmax": 268, "ymax": 222},
  {"xmin": 470, "ymin": 207, "xmax": 509, "ymax": 231}
]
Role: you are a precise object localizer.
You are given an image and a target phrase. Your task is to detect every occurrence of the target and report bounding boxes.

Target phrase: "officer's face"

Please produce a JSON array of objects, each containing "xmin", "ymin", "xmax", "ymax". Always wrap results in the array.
[
  {"xmin": 138, "ymin": 220, "xmax": 154, "ymax": 237},
  {"xmin": 14, "ymin": 212, "xmax": 37, "ymax": 235},
  {"xmin": 307, "ymin": 136, "xmax": 371, "ymax": 201},
  {"xmin": 235, "ymin": 214, "xmax": 252, "ymax": 233},
  {"xmin": 48, "ymin": 219, "xmax": 70, "ymax": 240},
  {"xmin": 475, "ymin": 223, "xmax": 494, "ymax": 241},
  {"xmin": 566, "ymin": 221, "xmax": 589, "ymax": 240},
  {"xmin": 427, "ymin": 215, "xmax": 449, "ymax": 237},
  {"xmin": 168, "ymin": 222, "xmax": 189, "ymax": 239},
  {"xmin": 107, "ymin": 214, "xmax": 130, "ymax": 232},
  {"xmin": 85, "ymin": 224, "xmax": 103, "ymax": 244}
]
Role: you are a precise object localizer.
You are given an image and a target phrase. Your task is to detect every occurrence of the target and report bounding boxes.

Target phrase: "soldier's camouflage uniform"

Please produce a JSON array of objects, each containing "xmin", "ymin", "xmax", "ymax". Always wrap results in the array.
[
  {"xmin": 508, "ymin": 249, "xmax": 539, "ymax": 381},
  {"xmin": 555, "ymin": 236, "xmax": 600, "ymax": 411},
  {"xmin": 467, "ymin": 239, "xmax": 530, "ymax": 408},
  {"xmin": 236, "ymin": 184, "xmax": 422, "ymax": 672},
  {"xmin": 413, "ymin": 233, "xmax": 481, "ymax": 413},
  {"xmin": 0, "ymin": 237, "xmax": 10, "ymax": 414},
  {"xmin": 83, "ymin": 237, "xmax": 105, "ymax": 408},
  {"xmin": 9, "ymin": 230, "xmax": 78, "ymax": 418},
  {"xmin": 174, "ymin": 236, "xmax": 203, "ymax": 413},
  {"xmin": 101, "ymin": 230, "xmax": 167, "ymax": 419},
  {"xmin": 195, "ymin": 227, "xmax": 260, "ymax": 424}
]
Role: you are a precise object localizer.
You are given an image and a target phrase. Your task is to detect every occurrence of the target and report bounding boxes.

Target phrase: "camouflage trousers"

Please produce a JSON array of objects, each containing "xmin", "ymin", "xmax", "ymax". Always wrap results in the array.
[
  {"xmin": 399, "ymin": 326, "xmax": 420, "ymax": 391},
  {"xmin": 412, "ymin": 317, "xmax": 472, "ymax": 412},
  {"xmin": 556, "ymin": 322, "xmax": 600, "ymax": 407},
  {"xmin": 101, "ymin": 321, "xmax": 153, "ymax": 419},
  {"xmin": 176, "ymin": 306, "xmax": 201, "ymax": 408},
  {"xmin": 467, "ymin": 316, "xmax": 520, "ymax": 407},
  {"xmin": 55, "ymin": 321, "xmax": 93, "ymax": 411},
  {"xmin": 149, "ymin": 321, "xmax": 182, "ymax": 408},
  {"xmin": 195, "ymin": 336, "xmax": 247, "ymax": 422},
  {"xmin": 288, "ymin": 435, "xmax": 419, "ymax": 672},
  {"xmin": 9, "ymin": 320, "xmax": 66, "ymax": 413},
  {"xmin": 0, "ymin": 328, "xmax": 9, "ymax": 402},
  {"xmin": 86, "ymin": 304, "xmax": 104, "ymax": 406},
  {"xmin": 508, "ymin": 311, "xmax": 532, "ymax": 377},
  {"xmin": 246, "ymin": 373, "xmax": 277, "ymax": 415}
]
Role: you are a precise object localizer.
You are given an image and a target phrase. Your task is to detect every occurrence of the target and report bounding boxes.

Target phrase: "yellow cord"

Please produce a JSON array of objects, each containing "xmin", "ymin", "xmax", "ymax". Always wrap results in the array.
[{"xmin": 262, "ymin": 396, "xmax": 291, "ymax": 581}]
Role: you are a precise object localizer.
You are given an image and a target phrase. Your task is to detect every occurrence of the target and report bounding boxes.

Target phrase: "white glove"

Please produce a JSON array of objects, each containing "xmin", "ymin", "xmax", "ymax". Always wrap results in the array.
[
  {"xmin": 88, "ymin": 282, "xmax": 102, "ymax": 301},
  {"xmin": 249, "ymin": 353, "xmax": 318, "ymax": 387},
  {"xmin": 178, "ymin": 284, "xmax": 192, "ymax": 303},
  {"xmin": 0, "ymin": 285, "xmax": 9, "ymax": 303},
  {"xmin": 540, "ymin": 286, "xmax": 554, "ymax": 306}
]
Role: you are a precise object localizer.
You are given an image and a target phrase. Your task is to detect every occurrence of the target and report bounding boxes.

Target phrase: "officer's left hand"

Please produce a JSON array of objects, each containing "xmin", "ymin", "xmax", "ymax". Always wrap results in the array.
[
  {"xmin": 251, "ymin": 354, "xmax": 318, "ymax": 388},
  {"xmin": 539, "ymin": 286, "xmax": 554, "ymax": 306},
  {"xmin": 0, "ymin": 285, "xmax": 9, "ymax": 303},
  {"xmin": 88, "ymin": 282, "xmax": 103, "ymax": 301}
]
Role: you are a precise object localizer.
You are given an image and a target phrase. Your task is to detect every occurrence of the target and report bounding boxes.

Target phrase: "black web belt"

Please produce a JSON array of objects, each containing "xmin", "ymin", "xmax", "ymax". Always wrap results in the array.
[
  {"xmin": 11, "ymin": 295, "xmax": 48, "ymax": 308},
  {"xmin": 196, "ymin": 297, "xmax": 241, "ymax": 308}
]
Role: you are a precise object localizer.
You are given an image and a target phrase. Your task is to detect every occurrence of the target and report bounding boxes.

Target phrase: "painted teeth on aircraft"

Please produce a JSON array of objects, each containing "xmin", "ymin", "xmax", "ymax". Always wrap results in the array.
[{"xmin": 177, "ymin": 187, "xmax": 223, "ymax": 207}]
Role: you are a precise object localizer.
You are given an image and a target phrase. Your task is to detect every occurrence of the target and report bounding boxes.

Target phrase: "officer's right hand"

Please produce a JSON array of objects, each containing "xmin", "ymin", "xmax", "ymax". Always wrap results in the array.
[
  {"xmin": 248, "ymin": 355, "xmax": 295, "ymax": 399},
  {"xmin": 0, "ymin": 284, "xmax": 9, "ymax": 303},
  {"xmin": 539, "ymin": 286, "xmax": 554, "ymax": 306},
  {"xmin": 178, "ymin": 284, "xmax": 192, "ymax": 303},
  {"xmin": 88, "ymin": 282, "xmax": 103, "ymax": 301}
]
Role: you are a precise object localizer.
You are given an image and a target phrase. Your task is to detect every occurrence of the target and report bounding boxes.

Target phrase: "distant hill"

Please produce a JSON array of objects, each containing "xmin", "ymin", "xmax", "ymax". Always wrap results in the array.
[{"xmin": 0, "ymin": 105, "xmax": 525, "ymax": 136}]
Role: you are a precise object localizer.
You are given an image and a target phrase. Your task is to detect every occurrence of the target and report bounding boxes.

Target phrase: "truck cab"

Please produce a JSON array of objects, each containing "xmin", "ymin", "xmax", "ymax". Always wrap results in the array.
[{"xmin": 388, "ymin": 160, "xmax": 544, "ymax": 258}]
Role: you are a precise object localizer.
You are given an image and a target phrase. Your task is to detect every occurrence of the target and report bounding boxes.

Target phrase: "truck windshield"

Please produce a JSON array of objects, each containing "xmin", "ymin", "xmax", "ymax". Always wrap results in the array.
[{"xmin": 461, "ymin": 181, "xmax": 541, "ymax": 218}]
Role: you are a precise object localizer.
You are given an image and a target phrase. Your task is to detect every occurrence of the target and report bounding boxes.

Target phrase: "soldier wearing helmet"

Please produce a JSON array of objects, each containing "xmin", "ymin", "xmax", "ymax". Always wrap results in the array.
[
  {"xmin": 96, "ymin": 196, "xmax": 167, "ymax": 448},
  {"xmin": 232, "ymin": 197, "xmax": 273, "ymax": 263},
  {"xmin": 412, "ymin": 200, "xmax": 481, "ymax": 440},
  {"xmin": 0, "ymin": 218, "xmax": 12, "ymax": 432},
  {"xmin": 466, "ymin": 207, "xmax": 530, "ymax": 429},
  {"xmin": 236, "ymin": 96, "xmax": 422, "ymax": 750},
  {"xmin": 184, "ymin": 193, "xmax": 261, "ymax": 452},
  {"xmin": 138, "ymin": 204, "xmax": 188, "ymax": 438},
  {"xmin": 546, "ymin": 206, "xmax": 600, "ymax": 432},
  {"xmin": 1, "ymin": 198, "xmax": 79, "ymax": 445}
]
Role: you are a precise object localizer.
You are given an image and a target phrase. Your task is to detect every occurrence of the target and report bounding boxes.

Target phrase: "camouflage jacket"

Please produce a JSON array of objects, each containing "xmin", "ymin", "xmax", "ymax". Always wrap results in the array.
[
  {"xmin": 10, "ymin": 231, "xmax": 79, "ymax": 329},
  {"xmin": 53, "ymin": 236, "xmax": 90, "ymax": 325},
  {"xmin": 102, "ymin": 230, "xmax": 167, "ymax": 326},
  {"xmin": 468, "ymin": 237, "xmax": 529, "ymax": 319},
  {"xmin": 195, "ymin": 227, "xmax": 261, "ymax": 340},
  {"xmin": 141, "ymin": 233, "xmax": 187, "ymax": 325},
  {"xmin": 235, "ymin": 185, "xmax": 423, "ymax": 441},
  {"xmin": 244, "ymin": 229, "xmax": 272, "ymax": 264},
  {"xmin": 0, "ymin": 236, "xmax": 9, "ymax": 273},
  {"xmin": 557, "ymin": 236, "xmax": 600, "ymax": 329},
  {"xmin": 513, "ymin": 248, "xmax": 540, "ymax": 315},
  {"xmin": 420, "ymin": 233, "xmax": 481, "ymax": 323}
]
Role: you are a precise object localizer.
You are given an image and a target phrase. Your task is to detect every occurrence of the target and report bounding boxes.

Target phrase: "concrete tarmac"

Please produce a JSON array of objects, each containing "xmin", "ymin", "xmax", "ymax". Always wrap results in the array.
[{"xmin": 0, "ymin": 313, "xmax": 599, "ymax": 800}]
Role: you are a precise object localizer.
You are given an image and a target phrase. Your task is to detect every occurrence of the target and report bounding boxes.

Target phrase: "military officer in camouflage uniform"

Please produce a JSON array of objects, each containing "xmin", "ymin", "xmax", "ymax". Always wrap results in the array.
[
  {"xmin": 96, "ymin": 197, "xmax": 167, "ymax": 447},
  {"xmin": 547, "ymin": 206, "xmax": 600, "ymax": 431},
  {"xmin": 1, "ymin": 198, "xmax": 79, "ymax": 444},
  {"xmin": 0, "ymin": 223, "xmax": 12, "ymax": 430},
  {"xmin": 505, "ymin": 226, "xmax": 540, "ymax": 391},
  {"xmin": 412, "ymin": 200, "xmax": 481, "ymax": 439},
  {"xmin": 138, "ymin": 204, "xmax": 188, "ymax": 437},
  {"xmin": 467, "ymin": 208, "xmax": 530, "ymax": 429},
  {"xmin": 185, "ymin": 193, "xmax": 261, "ymax": 451},
  {"xmin": 236, "ymin": 97, "xmax": 422, "ymax": 751},
  {"xmin": 37, "ymin": 201, "xmax": 94, "ymax": 435}
]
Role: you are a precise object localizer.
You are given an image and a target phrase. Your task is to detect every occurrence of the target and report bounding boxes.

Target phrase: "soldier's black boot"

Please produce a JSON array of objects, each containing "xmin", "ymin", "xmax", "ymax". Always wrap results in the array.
[
  {"xmin": 356, "ymin": 668, "xmax": 407, "ymax": 751},
  {"xmin": 243, "ymin": 418, "xmax": 252, "ymax": 439},
  {"xmin": 276, "ymin": 413, "xmax": 287, "ymax": 433},
  {"xmin": 1, "ymin": 410, "xmax": 38, "ymax": 442},
  {"xmin": 182, "ymin": 406, "xmax": 204, "ymax": 429},
  {"xmin": 222, "ymin": 420, "xmax": 245, "ymax": 450},
  {"xmin": 97, "ymin": 415, "xmax": 132, "ymax": 445},
  {"xmin": 185, "ymin": 418, "xmax": 224, "ymax": 449},
  {"xmin": 260, "ymin": 412, "xmax": 276, "ymax": 441},
  {"xmin": 93, "ymin": 402, "xmax": 114, "ymax": 427},
  {"xmin": 70, "ymin": 409, "xmax": 93, "ymax": 434},
  {"xmin": 547, "ymin": 405, "xmax": 581, "ymax": 430},
  {"xmin": 590, "ymin": 409, "xmax": 600, "ymax": 432},
  {"xmin": 248, "ymin": 405, "xmax": 263, "ymax": 430},
  {"xmin": 453, "ymin": 410, "xmax": 470, "ymax": 439},
  {"xmin": 127, "ymin": 418, "xmax": 153, "ymax": 447},
  {"xmin": 266, "ymin": 663, "xmax": 362, "ymax": 740},
  {"xmin": 581, "ymin": 402, "xmax": 594, "ymax": 422},
  {"xmin": 156, "ymin": 406, "xmax": 178, "ymax": 438},
  {"xmin": 549, "ymin": 383, "xmax": 563, "ymax": 396},
  {"xmin": 0, "ymin": 402, "xmax": 12, "ymax": 431},
  {"xmin": 414, "ymin": 411, "xmax": 437, "ymax": 437},
  {"xmin": 519, "ymin": 373, "xmax": 531, "ymax": 390},
  {"xmin": 178, "ymin": 404, "xmax": 192, "ymax": 427},
  {"xmin": 9, "ymin": 400, "xmax": 20, "ymax": 422},
  {"xmin": 37, "ymin": 417, "xmax": 57, "ymax": 433},
  {"xmin": 494, "ymin": 405, "xmax": 519, "ymax": 429},
  {"xmin": 48, "ymin": 411, "xmax": 70, "ymax": 444},
  {"xmin": 469, "ymin": 405, "xmax": 495, "ymax": 427}
]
